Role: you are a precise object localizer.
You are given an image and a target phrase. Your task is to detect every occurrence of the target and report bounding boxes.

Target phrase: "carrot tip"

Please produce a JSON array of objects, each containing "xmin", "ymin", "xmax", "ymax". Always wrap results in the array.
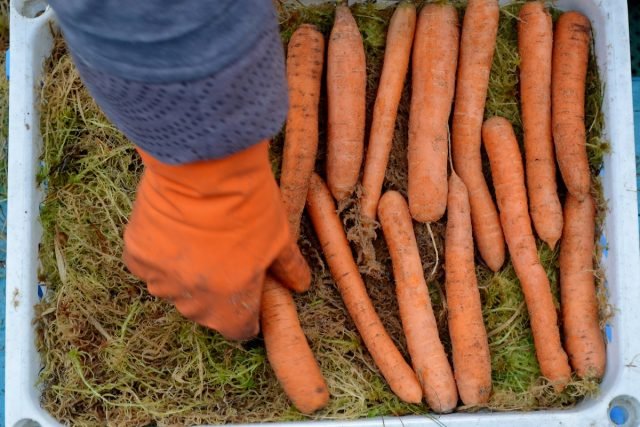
[
  {"xmin": 328, "ymin": 185, "xmax": 353, "ymax": 202},
  {"xmin": 486, "ymin": 258, "xmax": 504, "ymax": 273}
]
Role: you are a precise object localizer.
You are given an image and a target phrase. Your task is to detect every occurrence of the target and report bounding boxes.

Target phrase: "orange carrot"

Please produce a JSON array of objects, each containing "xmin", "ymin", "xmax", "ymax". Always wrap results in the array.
[
  {"xmin": 261, "ymin": 268, "xmax": 327, "ymax": 413},
  {"xmin": 264, "ymin": 27, "xmax": 329, "ymax": 413},
  {"xmin": 360, "ymin": 2, "xmax": 416, "ymax": 220},
  {"xmin": 518, "ymin": 2, "xmax": 563, "ymax": 249},
  {"xmin": 482, "ymin": 116, "xmax": 571, "ymax": 389},
  {"xmin": 280, "ymin": 24, "xmax": 325, "ymax": 238},
  {"xmin": 451, "ymin": 0, "xmax": 505, "ymax": 272},
  {"xmin": 327, "ymin": 4, "xmax": 366, "ymax": 201},
  {"xmin": 408, "ymin": 3, "xmax": 459, "ymax": 223},
  {"xmin": 560, "ymin": 193, "xmax": 605, "ymax": 379},
  {"xmin": 307, "ymin": 173, "xmax": 422, "ymax": 403},
  {"xmin": 378, "ymin": 190, "xmax": 458, "ymax": 412},
  {"xmin": 552, "ymin": 11, "xmax": 592, "ymax": 201},
  {"xmin": 261, "ymin": 276, "xmax": 329, "ymax": 414},
  {"xmin": 445, "ymin": 173, "xmax": 492, "ymax": 405}
]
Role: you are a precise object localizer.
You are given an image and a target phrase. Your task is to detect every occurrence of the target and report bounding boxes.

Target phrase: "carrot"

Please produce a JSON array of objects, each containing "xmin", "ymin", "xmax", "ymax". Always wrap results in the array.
[
  {"xmin": 560, "ymin": 193, "xmax": 605, "ymax": 379},
  {"xmin": 445, "ymin": 173, "xmax": 492, "ymax": 405},
  {"xmin": 482, "ymin": 116, "xmax": 571, "ymax": 389},
  {"xmin": 280, "ymin": 24, "xmax": 325, "ymax": 238},
  {"xmin": 262, "ymin": 274, "xmax": 327, "ymax": 413},
  {"xmin": 552, "ymin": 11, "xmax": 592, "ymax": 201},
  {"xmin": 518, "ymin": 2, "xmax": 563, "ymax": 249},
  {"xmin": 263, "ymin": 27, "xmax": 328, "ymax": 413},
  {"xmin": 451, "ymin": 0, "xmax": 505, "ymax": 272},
  {"xmin": 261, "ymin": 270, "xmax": 327, "ymax": 414},
  {"xmin": 378, "ymin": 190, "xmax": 458, "ymax": 412},
  {"xmin": 261, "ymin": 276, "xmax": 329, "ymax": 414},
  {"xmin": 408, "ymin": 3, "xmax": 459, "ymax": 223},
  {"xmin": 307, "ymin": 173, "xmax": 423, "ymax": 404},
  {"xmin": 360, "ymin": 2, "xmax": 416, "ymax": 220},
  {"xmin": 327, "ymin": 4, "xmax": 366, "ymax": 201}
]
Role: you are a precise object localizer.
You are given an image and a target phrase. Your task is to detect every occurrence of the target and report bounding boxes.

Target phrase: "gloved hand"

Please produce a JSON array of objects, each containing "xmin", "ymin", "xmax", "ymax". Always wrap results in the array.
[{"xmin": 123, "ymin": 140, "xmax": 311, "ymax": 340}]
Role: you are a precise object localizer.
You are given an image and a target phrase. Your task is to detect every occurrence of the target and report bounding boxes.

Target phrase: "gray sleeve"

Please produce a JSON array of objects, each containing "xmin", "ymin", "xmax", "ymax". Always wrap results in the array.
[
  {"xmin": 48, "ymin": 0, "xmax": 289, "ymax": 164},
  {"xmin": 48, "ymin": 0, "xmax": 278, "ymax": 84}
]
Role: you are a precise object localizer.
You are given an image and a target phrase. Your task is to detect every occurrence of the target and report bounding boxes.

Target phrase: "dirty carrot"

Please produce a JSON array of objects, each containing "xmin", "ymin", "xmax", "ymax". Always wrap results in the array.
[
  {"xmin": 552, "ymin": 11, "xmax": 592, "ymax": 201},
  {"xmin": 451, "ymin": 0, "xmax": 504, "ymax": 272},
  {"xmin": 560, "ymin": 193, "xmax": 606, "ymax": 379},
  {"xmin": 360, "ymin": 1, "xmax": 416, "ymax": 220},
  {"xmin": 518, "ymin": 1, "xmax": 563, "ymax": 249},
  {"xmin": 483, "ymin": 116, "xmax": 571, "ymax": 389},
  {"xmin": 327, "ymin": 4, "xmax": 366, "ymax": 201},
  {"xmin": 261, "ymin": 266, "xmax": 326, "ymax": 414},
  {"xmin": 261, "ymin": 276, "xmax": 329, "ymax": 414},
  {"xmin": 265, "ymin": 26, "xmax": 328, "ymax": 413},
  {"xmin": 280, "ymin": 24, "xmax": 325, "ymax": 238},
  {"xmin": 445, "ymin": 173, "xmax": 492, "ymax": 405},
  {"xmin": 378, "ymin": 190, "xmax": 458, "ymax": 412},
  {"xmin": 307, "ymin": 173, "xmax": 423, "ymax": 404},
  {"xmin": 263, "ymin": 255, "xmax": 326, "ymax": 413},
  {"xmin": 408, "ymin": 3, "xmax": 459, "ymax": 223}
]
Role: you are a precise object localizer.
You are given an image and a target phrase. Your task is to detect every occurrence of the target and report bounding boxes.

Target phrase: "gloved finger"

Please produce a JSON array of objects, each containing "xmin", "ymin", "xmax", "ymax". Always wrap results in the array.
[
  {"xmin": 192, "ymin": 273, "xmax": 264, "ymax": 341},
  {"xmin": 173, "ymin": 290, "xmax": 262, "ymax": 341},
  {"xmin": 122, "ymin": 246, "xmax": 151, "ymax": 281},
  {"xmin": 205, "ymin": 295, "xmax": 261, "ymax": 340},
  {"xmin": 269, "ymin": 238, "xmax": 311, "ymax": 293},
  {"xmin": 146, "ymin": 280, "xmax": 181, "ymax": 302},
  {"xmin": 213, "ymin": 310, "xmax": 260, "ymax": 341},
  {"xmin": 170, "ymin": 287, "xmax": 209, "ymax": 318},
  {"xmin": 124, "ymin": 250, "xmax": 185, "ymax": 302}
]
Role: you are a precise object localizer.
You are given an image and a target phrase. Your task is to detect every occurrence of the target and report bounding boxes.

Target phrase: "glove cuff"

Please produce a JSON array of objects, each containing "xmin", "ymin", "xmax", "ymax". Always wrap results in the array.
[
  {"xmin": 127, "ymin": 139, "xmax": 291, "ymax": 263},
  {"xmin": 137, "ymin": 140, "xmax": 272, "ymax": 195}
]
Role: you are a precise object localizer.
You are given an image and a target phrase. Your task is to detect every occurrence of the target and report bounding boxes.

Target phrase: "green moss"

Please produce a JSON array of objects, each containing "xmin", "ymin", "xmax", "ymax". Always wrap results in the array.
[
  {"xmin": 486, "ymin": 2, "xmax": 523, "ymax": 134},
  {"xmin": 36, "ymin": 1, "xmax": 609, "ymax": 425}
]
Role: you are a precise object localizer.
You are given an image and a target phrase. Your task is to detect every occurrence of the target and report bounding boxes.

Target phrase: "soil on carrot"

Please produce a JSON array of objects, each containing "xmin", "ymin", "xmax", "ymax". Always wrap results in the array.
[{"xmin": 36, "ymin": 1, "xmax": 610, "ymax": 425}]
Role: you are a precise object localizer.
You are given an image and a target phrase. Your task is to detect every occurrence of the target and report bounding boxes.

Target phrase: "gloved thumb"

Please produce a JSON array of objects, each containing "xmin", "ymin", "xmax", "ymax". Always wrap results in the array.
[{"xmin": 269, "ymin": 239, "xmax": 311, "ymax": 293}]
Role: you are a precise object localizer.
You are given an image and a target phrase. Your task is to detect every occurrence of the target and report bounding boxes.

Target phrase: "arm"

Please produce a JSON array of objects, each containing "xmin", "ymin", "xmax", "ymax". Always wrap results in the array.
[{"xmin": 48, "ymin": 0, "xmax": 308, "ymax": 340}]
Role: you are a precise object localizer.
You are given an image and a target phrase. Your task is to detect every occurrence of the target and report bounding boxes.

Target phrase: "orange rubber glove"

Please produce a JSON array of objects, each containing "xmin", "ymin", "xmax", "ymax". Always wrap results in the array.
[{"xmin": 123, "ymin": 140, "xmax": 311, "ymax": 340}]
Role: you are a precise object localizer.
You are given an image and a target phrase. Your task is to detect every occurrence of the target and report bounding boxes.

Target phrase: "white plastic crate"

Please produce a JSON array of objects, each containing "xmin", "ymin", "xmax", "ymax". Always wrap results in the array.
[{"xmin": 5, "ymin": 0, "xmax": 640, "ymax": 426}]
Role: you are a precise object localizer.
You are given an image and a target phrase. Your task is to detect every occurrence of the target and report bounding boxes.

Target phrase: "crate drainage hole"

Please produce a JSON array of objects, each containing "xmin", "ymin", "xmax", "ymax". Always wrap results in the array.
[
  {"xmin": 609, "ymin": 395, "xmax": 640, "ymax": 426},
  {"xmin": 15, "ymin": 0, "xmax": 47, "ymax": 18}
]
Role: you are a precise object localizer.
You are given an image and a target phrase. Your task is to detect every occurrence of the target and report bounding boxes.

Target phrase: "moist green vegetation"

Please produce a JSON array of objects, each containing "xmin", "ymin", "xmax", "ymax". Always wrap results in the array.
[{"xmin": 37, "ymin": 1, "xmax": 609, "ymax": 425}]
